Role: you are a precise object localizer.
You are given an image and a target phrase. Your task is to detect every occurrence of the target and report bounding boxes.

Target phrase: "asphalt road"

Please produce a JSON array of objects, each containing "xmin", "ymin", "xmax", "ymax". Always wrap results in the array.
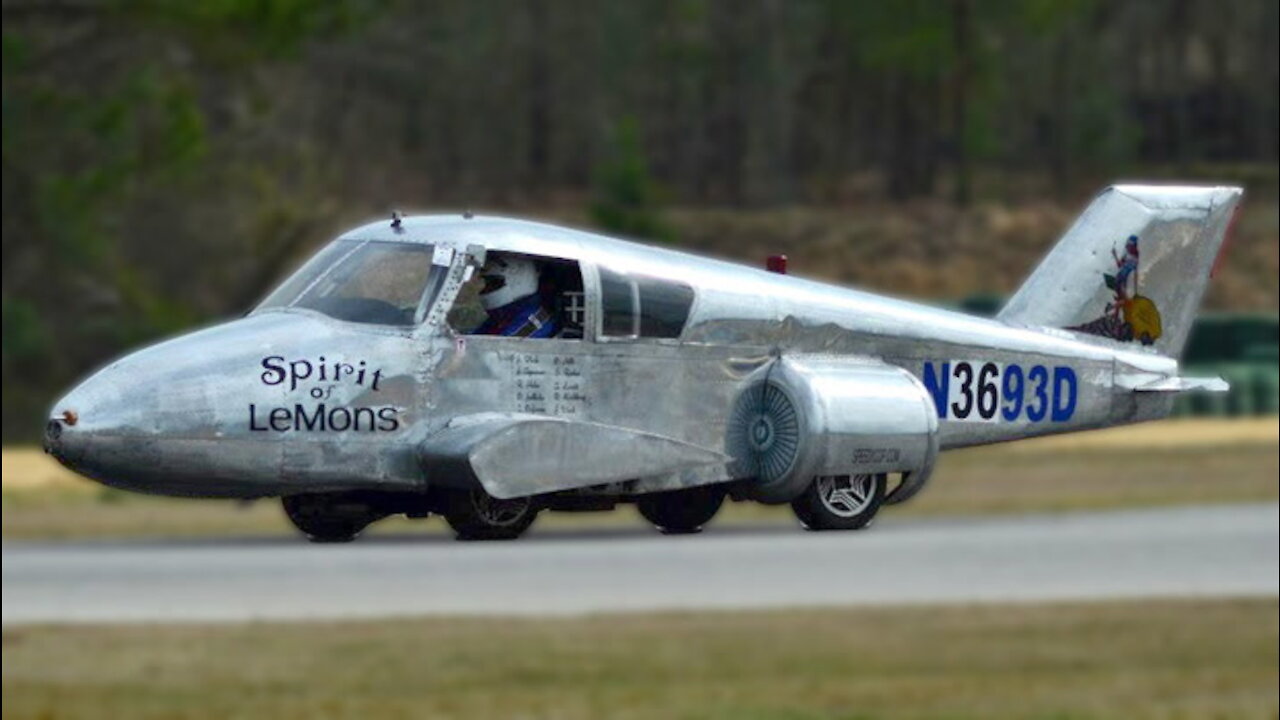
[{"xmin": 3, "ymin": 503, "xmax": 1276, "ymax": 625}]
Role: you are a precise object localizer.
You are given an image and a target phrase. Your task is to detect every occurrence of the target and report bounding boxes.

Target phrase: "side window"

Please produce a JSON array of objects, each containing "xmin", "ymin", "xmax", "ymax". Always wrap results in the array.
[
  {"xmin": 599, "ymin": 268, "xmax": 695, "ymax": 340},
  {"xmin": 600, "ymin": 267, "xmax": 639, "ymax": 337},
  {"xmin": 636, "ymin": 276, "xmax": 695, "ymax": 338},
  {"xmin": 446, "ymin": 273, "xmax": 489, "ymax": 332},
  {"xmin": 447, "ymin": 252, "xmax": 585, "ymax": 339}
]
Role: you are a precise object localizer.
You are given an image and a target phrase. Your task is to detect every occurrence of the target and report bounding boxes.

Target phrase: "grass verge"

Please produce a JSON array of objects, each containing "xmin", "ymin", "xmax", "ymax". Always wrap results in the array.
[
  {"xmin": 3, "ymin": 419, "xmax": 1276, "ymax": 540},
  {"xmin": 3, "ymin": 598, "xmax": 1276, "ymax": 720}
]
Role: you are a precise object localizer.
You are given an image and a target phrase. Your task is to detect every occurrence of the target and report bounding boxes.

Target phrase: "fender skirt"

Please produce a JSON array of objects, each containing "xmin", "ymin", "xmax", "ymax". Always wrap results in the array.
[{"xmin": 418, "ymin": 413, "xmax": 729, "ymax": 499}]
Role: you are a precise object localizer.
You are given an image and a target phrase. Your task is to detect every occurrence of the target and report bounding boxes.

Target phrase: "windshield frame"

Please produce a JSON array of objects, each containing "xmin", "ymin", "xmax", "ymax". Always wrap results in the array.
[{"xmin": 254, "ymin": 239, "xmax": 451, "ymax": 329}]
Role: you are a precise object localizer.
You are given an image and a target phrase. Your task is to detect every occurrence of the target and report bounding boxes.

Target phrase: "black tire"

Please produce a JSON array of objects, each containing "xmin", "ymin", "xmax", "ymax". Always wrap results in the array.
[
  {"xmin": 790, "ymin": 474, "xmax": 885, "ymax": 531},
  {"xmin": 282, "ymin": 493, "xmax": 380, "ymax": 543},
  {"xmin": 443, "ymin": 487, "xmax": 538, "ymax": 541},
  {"xmin": 637, "ymin": 485, "xmax": 725, "ymax": 534}
]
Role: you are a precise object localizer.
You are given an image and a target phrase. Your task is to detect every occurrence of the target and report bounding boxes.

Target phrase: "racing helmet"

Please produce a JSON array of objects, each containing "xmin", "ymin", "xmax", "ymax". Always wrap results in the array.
[{"xmin": 479, "ymin": 255, "xmax": 539, "ymax": 310}]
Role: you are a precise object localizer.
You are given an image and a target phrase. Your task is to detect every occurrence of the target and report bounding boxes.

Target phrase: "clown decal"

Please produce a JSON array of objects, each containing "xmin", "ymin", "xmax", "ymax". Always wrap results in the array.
[{"xmin": 1067, "ymin": 234, "xmax": 1163, "ymax": 345}]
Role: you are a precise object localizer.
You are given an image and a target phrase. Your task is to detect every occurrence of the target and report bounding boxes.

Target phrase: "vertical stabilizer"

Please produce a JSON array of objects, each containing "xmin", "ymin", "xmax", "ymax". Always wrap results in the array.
[{"xmin": 998, "ymin": 185, "xmax": 1242, "ymax": 358}]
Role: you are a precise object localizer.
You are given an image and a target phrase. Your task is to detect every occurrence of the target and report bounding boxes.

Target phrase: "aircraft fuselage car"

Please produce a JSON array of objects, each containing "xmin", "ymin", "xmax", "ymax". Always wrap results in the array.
[{"xmin": 45, "ymin": 185, "xmax": 1241, "ymax": 540}]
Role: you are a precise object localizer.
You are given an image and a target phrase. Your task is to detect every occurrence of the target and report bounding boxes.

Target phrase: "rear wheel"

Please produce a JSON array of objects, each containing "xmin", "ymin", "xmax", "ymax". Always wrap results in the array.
[
  {"xmin": 443, "ymin": 487, "xmax": 538, "ymax": 541},
  {"xmin": 637, "ymin": 485, "xmax": 725, "ymax": 534},
  {"xmin": 791, "ymin": 474, "xmax": 885, "ymax": 531},
  {"xmin": 282, "ymin": 493, "xmax": 382, "ymax": 543}
]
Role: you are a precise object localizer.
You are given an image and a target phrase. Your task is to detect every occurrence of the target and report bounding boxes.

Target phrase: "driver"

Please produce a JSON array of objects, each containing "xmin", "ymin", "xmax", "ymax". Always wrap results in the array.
[{"xmin": 472, "ymin": 255, "xmax": 561, "ymax": 338}]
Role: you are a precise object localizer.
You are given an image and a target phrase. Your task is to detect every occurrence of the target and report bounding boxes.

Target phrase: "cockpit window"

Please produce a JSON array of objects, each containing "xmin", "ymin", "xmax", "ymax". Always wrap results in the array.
[{"xmin": 257, "ymin": 240, "xmax": 445, "ymax": 326}]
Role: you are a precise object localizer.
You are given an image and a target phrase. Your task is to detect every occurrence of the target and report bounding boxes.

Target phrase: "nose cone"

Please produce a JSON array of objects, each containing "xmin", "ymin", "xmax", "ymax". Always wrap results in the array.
[
  {"xmin": 44, "ymin": 358, "xmax": 149, "ymax": 482},
  {"xmin": 46, "ymin": 355, "xmax": 158, "ymax": 450},
  {"xmin": 43, "ymin": 313, "xmax": 335, "ymax": 496},
  {"xmin": 43, "ymin": 404, "xmax": 84, "ymax": 469},
  {"xmin": 42, "ymin": 412, "xmax": 76, "ymax": 462}
]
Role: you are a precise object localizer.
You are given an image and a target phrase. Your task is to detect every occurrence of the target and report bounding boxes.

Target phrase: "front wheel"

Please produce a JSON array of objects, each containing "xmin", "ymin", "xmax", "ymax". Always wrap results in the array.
[
  {"xmin": 443, "ymin": 487, "xmax": 538, "ymax": 541},
  {"xmin": 637, "ymin": 485, "xmax": 725, "ymax": 534},
  {"xmin": 790, "ymin": 474, "xmax": 885, "ymax": 531},
  {"xmin": 282, "ymin": 493, "xmax": 382, "ymax": 543}
]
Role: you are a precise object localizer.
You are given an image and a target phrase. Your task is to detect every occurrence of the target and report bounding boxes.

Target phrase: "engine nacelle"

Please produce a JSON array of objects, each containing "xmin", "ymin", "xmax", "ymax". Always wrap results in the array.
[{"xmin": 728, "ymin": 357, "xmax": 939, "ymax": 503}]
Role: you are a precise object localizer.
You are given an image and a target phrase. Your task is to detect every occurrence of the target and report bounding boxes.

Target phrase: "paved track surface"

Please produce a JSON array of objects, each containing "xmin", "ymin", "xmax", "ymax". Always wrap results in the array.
[{"xmin": 4, "ymin": 503, "xmax": 1276, "ymax": 624}]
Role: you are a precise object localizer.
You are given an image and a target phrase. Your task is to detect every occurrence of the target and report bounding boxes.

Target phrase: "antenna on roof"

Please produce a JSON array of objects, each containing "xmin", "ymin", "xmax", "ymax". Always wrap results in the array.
[
  {"xmin": 462, "ymin": 209, "xmax": 474, "ymax": 220},
  {"xmin": 390, "ymin": 210, "xmax": 404, "ymax": 234}
]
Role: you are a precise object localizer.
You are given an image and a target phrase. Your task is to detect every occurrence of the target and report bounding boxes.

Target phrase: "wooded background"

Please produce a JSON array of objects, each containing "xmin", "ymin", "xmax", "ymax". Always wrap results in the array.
[{"xmin": 3, "ymin": 0, "xmax": 1278, "ymax": 440}]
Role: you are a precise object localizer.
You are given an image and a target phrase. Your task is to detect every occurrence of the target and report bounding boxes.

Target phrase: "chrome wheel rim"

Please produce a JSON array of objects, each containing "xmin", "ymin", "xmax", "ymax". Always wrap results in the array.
[
  {"xmin": 817, "ymin": 474, "xmax": 876, "ymax": 518},
  {"xmin": 471, "ymin": 490, "xmax": 531, "ymax": 527}
]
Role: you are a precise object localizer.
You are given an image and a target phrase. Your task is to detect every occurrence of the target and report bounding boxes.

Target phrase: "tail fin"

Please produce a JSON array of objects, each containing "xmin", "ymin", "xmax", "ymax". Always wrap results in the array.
[{"xmin": 998, "ymin": 184, "xmax": 1243, "ymax": 358}]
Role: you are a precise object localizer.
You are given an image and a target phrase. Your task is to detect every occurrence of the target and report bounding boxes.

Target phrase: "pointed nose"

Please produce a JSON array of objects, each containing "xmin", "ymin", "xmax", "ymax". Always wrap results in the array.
[
  {"xmin": 42, "ymin": 358, "xmax": 159, "ymax": 490},
  {"xmin": 40, "ymin": 319, "xmax": 255, "ymax": 496},
  {"xmin": 39, "ymin": 312, "xmax": 352, "ymax": 498},
  {"xmin": 42, "ymin": 409, "xmax": 80, "ymax": 461}
]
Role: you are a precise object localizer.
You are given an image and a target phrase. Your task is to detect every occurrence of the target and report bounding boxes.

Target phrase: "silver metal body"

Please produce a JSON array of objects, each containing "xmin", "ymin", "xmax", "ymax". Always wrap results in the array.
[{"xmin": 45, "ymin": 185, "xmax": 1242, "ymax": 506}]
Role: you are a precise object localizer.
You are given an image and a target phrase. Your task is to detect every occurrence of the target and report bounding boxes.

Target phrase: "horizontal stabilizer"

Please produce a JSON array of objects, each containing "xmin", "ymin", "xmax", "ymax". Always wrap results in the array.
[{"xmin": 1118, "ymin": 375, "xmax": 1229, "ymax": 393}]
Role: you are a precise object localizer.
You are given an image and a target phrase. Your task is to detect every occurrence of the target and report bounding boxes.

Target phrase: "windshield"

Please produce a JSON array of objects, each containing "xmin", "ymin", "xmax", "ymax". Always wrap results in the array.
[{"xmin": 257, "ymin": 240, "xmax": 447, "ymax": 326}]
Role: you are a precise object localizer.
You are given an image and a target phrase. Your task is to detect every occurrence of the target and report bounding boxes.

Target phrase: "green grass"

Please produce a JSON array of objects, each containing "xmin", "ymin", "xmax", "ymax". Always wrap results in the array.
[
  {"xmin": 3, "ymin": 438, "xmax": 1275, "ymax": 541},
  {"xmin": 3, "ymin": 598, "xmax": 1276, "ymax": 719}
]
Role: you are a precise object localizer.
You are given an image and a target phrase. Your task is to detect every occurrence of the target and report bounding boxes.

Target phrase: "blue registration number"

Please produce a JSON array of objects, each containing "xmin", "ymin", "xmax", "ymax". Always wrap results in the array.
[{"xmin": 922, "ymin": 360, "xmax": 1077, "ymax": 423}]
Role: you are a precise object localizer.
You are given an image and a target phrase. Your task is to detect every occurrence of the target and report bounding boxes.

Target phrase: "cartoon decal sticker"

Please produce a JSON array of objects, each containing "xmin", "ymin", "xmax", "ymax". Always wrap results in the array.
[
  {"xmin": 1067, "ymin": 234, "xmax": 1163, "ymax": 345},
  {"xmin": 922, "ymin": 360, "xmax": 1077, "ymax": 423}
]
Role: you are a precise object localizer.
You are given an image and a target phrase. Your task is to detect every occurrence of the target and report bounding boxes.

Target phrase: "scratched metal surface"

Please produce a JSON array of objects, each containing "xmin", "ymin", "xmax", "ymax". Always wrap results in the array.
[{"xmin": 43, "ymin": 185, "xmax": 1242, "ymax": 502}]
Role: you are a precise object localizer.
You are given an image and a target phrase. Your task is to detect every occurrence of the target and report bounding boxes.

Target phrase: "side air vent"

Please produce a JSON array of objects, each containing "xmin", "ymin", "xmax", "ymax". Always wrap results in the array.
[{"xmin": 727, "ymin": 381, "xmax": 801, "ymax": 485}]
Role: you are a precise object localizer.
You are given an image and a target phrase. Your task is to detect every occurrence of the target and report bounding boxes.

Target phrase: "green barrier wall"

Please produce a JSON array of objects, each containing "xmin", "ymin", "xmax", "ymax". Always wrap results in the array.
[{"xmin": 1174, "ymin": 364, "xmax": 1280, "ymax": 417}]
